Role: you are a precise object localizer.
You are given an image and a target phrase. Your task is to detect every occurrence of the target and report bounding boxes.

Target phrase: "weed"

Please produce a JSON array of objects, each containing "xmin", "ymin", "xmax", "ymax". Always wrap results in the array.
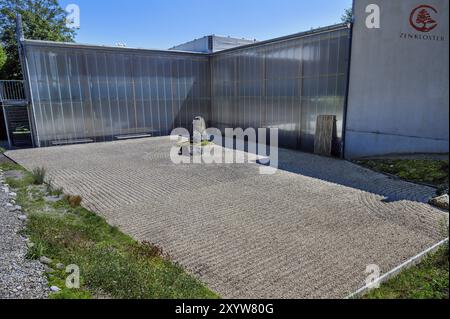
[
  {"xmin": 45, "ymin": 177, "xmax": 64, "ymax": 196},
  {"xmin": 64, "ymin": 195, "xmax": 82, "ymax": 208},
  {"xmin": 127, "ymin": 240, "xmax": 164, "ymax": 259},
  {"xmin": 52, "ymin": 187, "xmax": 64, "ymax": 197},
  {"xmin": 31, "ymin": 167, "xmax": 47, "ymax": 185}
]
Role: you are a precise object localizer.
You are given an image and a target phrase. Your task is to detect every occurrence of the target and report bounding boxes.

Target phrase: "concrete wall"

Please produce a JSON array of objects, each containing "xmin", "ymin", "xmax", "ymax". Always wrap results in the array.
[{"xmin": 345, "ymin": 0, "xmax": 449, "ymax": 158}]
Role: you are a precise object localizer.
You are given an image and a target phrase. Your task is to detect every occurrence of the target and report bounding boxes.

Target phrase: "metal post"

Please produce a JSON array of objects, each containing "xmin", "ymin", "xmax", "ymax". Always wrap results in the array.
[
  {"xmin": 16, "ymin": 14, "xmax": 37, "ymax": 147},
  {"xmin": 16, "ymin": 14, "xmax": 24, "ymax": 41},
  {"xmin": 2, "ymin": 105, "xmax": 12, "ymax": 149},
  {"xmin": 340, "ymin": 1, "xmax": 355, "ymax": 159}
]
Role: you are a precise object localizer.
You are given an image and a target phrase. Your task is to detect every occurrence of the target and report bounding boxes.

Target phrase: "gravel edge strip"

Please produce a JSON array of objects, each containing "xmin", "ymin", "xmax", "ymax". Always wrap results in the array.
[{"xmin": 0, "ymin": 168, "xmax": 49, "ymax": 299}]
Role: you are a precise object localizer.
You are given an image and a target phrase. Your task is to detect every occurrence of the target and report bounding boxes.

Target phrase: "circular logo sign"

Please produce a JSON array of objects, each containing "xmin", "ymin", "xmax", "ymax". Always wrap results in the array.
[{"xmin": 410, "ymin": 5, "xmax": 438, "ymax": 32}]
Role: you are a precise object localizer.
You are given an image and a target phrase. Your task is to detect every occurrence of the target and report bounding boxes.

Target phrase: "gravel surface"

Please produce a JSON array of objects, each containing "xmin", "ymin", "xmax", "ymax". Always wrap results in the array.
[
  {"xmin": 6, "ymin": 138, "xmax": 449, "ymax": 299},
  {"xmin": 0, "ymin": 168, "xmax": 48, "ymax": 299}
]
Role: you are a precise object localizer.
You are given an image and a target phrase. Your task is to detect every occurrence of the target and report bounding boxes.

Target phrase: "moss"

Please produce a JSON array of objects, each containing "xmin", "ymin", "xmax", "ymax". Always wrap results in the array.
[{"xmin": 356, "ymin": 159, "xmax": 448, "ymax": 189}]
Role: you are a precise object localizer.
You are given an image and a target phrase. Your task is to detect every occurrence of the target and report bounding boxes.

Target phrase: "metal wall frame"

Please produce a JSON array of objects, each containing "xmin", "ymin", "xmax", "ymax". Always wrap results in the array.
[{"xmin": 20, "ymin": 23, "xmax": 350, "ymax": 154}]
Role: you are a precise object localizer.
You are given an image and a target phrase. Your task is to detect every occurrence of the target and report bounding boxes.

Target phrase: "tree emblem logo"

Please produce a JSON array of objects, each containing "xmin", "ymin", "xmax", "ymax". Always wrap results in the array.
[{"xmin": 410, "ymin": 5, "xmax": 438, "ymax": 32}]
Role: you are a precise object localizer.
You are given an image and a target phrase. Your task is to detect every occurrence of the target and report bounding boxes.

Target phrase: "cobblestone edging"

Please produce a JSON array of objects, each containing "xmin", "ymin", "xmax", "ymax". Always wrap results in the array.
[{"xmin": 0, "ymin": 168, "xmax": 48, "ymax": 299}]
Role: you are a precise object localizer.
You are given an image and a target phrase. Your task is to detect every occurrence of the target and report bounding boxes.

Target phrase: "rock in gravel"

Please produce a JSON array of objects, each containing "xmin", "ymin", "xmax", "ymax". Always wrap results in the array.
[
  {"xmin": 39, "ymin": 256, "xmax": 52, "ymax": 265},
  {"xmin": 9, "ymin": 192, "xmax": 17, "ymax": 197},
  {"xmin": 27, "ymin": 242, "xmax": 35, "ymax": 249},
  {"xmin": 429, "ymin": 194, "xmax": 449, "ymax": 210},
  {"xmin": 55, "ymin": 263, "xmax": 65, "ymax": 270},
  {"xmin": 18, "ymin": 215, "xmax": 27, "ymax": 221},
  {"xmin": 44, "ymin": 266, "xmax": 55, "ymax": 274},
  {"xmin": 50, "ymin": 286, "xmax": 61, "ymax": 292}
]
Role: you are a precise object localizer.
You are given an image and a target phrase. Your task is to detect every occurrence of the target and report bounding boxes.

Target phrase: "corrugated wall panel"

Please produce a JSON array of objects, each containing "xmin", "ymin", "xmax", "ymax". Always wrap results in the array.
[
  {"xmin": 23, "ymin": 26, "xmax": 350, "ymax": 154},
  {"xmin": 24, "ymin": 44, "xmax": 211, "ymax": 147},
  {"xmin": 211, "ymin": 28, "xmax": 350, "ymax": 155}
]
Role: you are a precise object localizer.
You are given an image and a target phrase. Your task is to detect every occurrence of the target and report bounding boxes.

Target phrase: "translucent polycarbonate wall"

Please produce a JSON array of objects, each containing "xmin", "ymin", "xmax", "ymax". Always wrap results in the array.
[
  {"xmin": 211, "ymin": 27, "xmax": 350, "ymax": 154},
  {"xmin": 23, "ymin": 42, "xmax": 210, "ymax": 147},
  {"xmin": 22, "ymin": 25, "xmax": 351, "ymax": 152}
]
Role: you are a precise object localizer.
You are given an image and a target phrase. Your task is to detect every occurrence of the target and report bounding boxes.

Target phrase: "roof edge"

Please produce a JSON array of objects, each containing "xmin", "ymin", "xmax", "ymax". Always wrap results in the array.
[
  {"xmin": 21, "ymin": 23, "xmax": 350, "ymax": 57},
  {"xmin": 21, "ymin": 39, "xmax": 209, "ymax": 56},
  {"xmin": 210, "ymin": 23, "xmax": 350, "ymax": 55}
]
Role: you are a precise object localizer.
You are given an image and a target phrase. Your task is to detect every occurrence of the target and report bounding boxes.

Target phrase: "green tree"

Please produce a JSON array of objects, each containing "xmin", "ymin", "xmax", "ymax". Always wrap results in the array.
[
  {"xmin": 341, "ymin": 8, "xmax": 353, "ymax": 24},
  {"xmin": 0, "ymin": 0, "xmax": 76, "ymax": 79},
  {"xmin": 0, "ymin": 45, "xmax": 6, "ymax": 76}
]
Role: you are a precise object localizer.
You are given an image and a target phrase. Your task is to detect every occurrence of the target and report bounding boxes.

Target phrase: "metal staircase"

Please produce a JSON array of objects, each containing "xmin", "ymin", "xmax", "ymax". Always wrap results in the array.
[{"xmin": 0, "ymin": 80, "xmax": 32, "ymax": 148}]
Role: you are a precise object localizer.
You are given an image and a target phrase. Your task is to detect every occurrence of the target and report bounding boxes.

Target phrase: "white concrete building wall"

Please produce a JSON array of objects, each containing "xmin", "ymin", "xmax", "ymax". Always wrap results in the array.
[{"xmin": 345, "ymin": 0, "xmax": 449, "ymax": 158}]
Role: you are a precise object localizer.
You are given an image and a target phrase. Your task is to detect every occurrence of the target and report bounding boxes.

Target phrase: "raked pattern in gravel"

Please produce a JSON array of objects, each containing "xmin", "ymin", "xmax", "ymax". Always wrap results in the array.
[{"xmin": 6, "ymin": 137, "xmax": 449, "ymax": 299}]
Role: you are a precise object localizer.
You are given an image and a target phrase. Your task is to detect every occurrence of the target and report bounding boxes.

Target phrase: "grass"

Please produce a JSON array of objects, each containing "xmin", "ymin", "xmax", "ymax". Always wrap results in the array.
[
  {"xmin": 31, "ymin": 167, "xmax": 47, "ymax": 185},
  {"xmin": 1, "ymin": 162, "xmax": 219, "ymax": 299},
  {"xmin": 354, "ymin": 158, "xmax": 449, "ymax": 299},
  {"xmin": 364, "ymin": 244, "xmax": 449, "ymax": 299},
  {"xmin": 355, "ymin": 159, "xmax": 449, "ymax": 193}
]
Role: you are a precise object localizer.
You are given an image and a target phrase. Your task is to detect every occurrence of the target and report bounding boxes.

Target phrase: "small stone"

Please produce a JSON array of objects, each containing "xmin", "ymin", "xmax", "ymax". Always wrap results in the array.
[
  {"xmin": 27, "ymin": 242, "xmax": 35, "ymax": 249},
  {"xmin": 44, "ymin": 266, "xmax": 55, "ymax": 274},
  {"xmin": 39, "ymin": 256, "xmax": 52, "ymax": 265},
  {"xmin": 55, "ymin": 263, "xmax": 65, "ymax": 270},
  {"xmin": 6, "ymin": 203, "xmax": 13, "ymax": 208},
  {"xmin": 50, "ymin": 286, "xmax": 61, "ymax": 292},
  {"xmin": 429, "ymin": 194, "xmax": 449, "ymax": 210},
  {"xmin": 9, "ymin": 192, "xmax": 17, "ymax": 197},
  {"xmin": 44, "ymin": 195, "xmax": 64, "ymax": 203},
  {"xmin": 18, "ymin": 215, "xmax": 27, "ymax": 221}
]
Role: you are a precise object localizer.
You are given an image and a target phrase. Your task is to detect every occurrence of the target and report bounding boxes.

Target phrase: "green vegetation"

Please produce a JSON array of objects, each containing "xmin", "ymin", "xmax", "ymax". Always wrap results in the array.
[
  {"xmin": 1, "ymin": 162, "xmax": 218, "ymax": 299},
  {"xmin": 0, "ymin": 45, "xmax": 6, "ymax": 74},
  {"xmin": 341, "ymin": 8, "xmax": 353, "ymax": 24},
  {"xmin": 355, "ymin": 158, "xmax": 449, "ymax": 299},
  {"xmin": 355, "ymin": 159, "xmax": 449, "ymax": 192},
  {"xmin": 31, "ymin": 166, "xmax": 47, "ymax": 185},
  {"xmin": 0, "ymin": 0, "xmax": 76, "ymax": 79},
  {"xmin": 364, "ymin": 244, "xmax": 449, "ymax": 299},
  {"xmin": 45, "ymin": 178, "xmax": 64, "ymax": 197}
]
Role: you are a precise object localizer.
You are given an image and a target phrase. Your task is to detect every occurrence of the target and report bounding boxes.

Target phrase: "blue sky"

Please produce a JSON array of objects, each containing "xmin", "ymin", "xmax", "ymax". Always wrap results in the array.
[{"xmin": 58, "ymin": 0, "xmax": 352, "ymax": 49}]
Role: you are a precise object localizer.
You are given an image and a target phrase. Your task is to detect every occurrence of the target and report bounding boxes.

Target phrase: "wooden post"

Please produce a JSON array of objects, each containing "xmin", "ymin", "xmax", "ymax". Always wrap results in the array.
[{"xmin": 314, "ymin": 115, "xmax": 336, "ymax": 157}]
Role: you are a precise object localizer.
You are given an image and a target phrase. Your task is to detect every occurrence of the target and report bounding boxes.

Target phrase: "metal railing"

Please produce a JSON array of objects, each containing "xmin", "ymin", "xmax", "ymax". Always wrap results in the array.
[{"xmin": 0, "ymin": 80, "xmax": 26, "ymax": 102}]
